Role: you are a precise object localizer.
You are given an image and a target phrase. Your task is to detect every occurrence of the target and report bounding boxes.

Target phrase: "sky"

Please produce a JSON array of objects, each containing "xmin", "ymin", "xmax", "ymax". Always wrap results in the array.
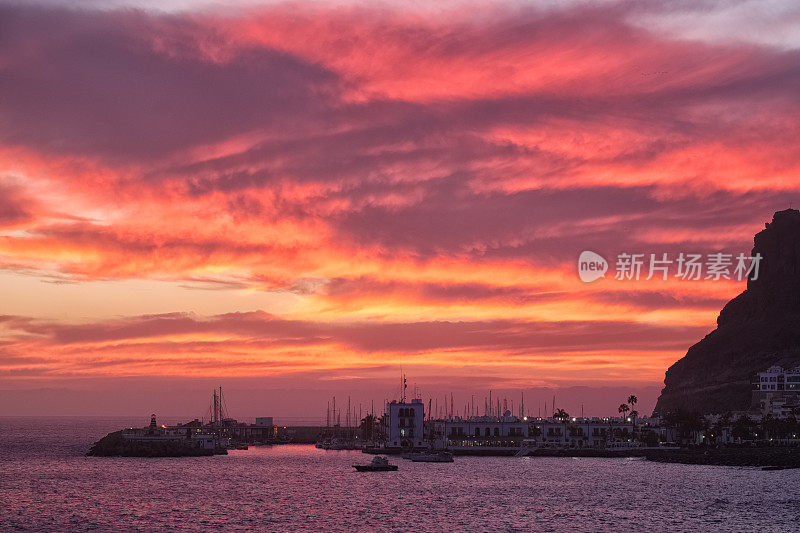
[{"xmin": 1, "ymin": 0, "xmax": 800, "ymax": 421}]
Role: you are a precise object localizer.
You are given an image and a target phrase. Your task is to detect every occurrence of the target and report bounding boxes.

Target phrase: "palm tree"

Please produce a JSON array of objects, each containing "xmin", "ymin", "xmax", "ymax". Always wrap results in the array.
[
  {"xmin": 553, "ymin": 409, "xmax": 569, "ymax": 446},
  {"xmin": 629, "ymin": 410, "xmax": 639, "ymax": 440},
  {"xmin": 627, "ymin": 395, "xmax": 638, "ymax": 409},
  {"xmin": 359, "ymin": 414, "xmax": 377, "ymax": 442},
  {"xmin": 625, "ymin": 395, "xmax": 638, "ymax": 439},
  {"xmin": 664, "ymin": 409, "xmax": 708, "ymax": 445},
  {"xmin": 732, "ymin": 414, "xmax": 755, "ymax": 442},
  {"xmin": 617, "ymin": 404, "xmax": 630, "ymax": 440}
]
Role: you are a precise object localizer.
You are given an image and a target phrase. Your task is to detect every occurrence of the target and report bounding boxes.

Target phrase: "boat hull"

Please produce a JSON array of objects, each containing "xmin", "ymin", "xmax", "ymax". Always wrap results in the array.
[{"xmin": 353, "ymin": 465, "xmax": 398, "ymax": 471}]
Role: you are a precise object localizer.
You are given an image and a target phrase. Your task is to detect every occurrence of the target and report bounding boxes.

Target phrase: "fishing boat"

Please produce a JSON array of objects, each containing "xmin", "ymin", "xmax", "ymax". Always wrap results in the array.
[
  {"xmin": 353, "ymin": 456, "xmax": 398, "ymax": 471},
  {"xmin": 409, "ymin": 451, "xmax": 454, "ymax": 463}
]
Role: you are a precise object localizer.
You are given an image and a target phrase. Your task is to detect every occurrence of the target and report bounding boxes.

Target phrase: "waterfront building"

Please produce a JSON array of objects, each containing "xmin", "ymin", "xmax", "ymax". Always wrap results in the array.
[
  {"xmin": 379, "ymin": 402, "xmax": 644, "ymax": 453},
  {"xmin": 752, "ymin": 365, "xmax": 800, "ymax": 418},
  {"xmin": 753, "ymin": 365, "xmax": 800, "ymax": 392},
  {"xmin": 758, "ymin": 394, "xmax": 800, "ymax": 419},
  {"xmin": 437, "ymin": 412, "xmax": 637, "ymax": 452},
  {"xmin": 438, "ymin": 411, "xmax": 528, "ymax": 452},
  {"xmin": 386, "ymin": 398, "xmax": 425, "ymax": 450},
  {"xmin": 171, "ymin": 417, "xmax": 276, "ymax": 443}
]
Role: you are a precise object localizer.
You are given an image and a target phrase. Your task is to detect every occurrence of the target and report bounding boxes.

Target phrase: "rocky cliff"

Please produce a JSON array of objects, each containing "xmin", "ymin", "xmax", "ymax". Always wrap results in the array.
[{"xmin": 654, "ymin": 209, "xmax": 800, "ymax": 415}]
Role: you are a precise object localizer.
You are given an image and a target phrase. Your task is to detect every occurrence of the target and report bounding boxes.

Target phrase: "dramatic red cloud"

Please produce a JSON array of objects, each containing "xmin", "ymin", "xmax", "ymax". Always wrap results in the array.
[{"xmin": 0, "ymin": 1, "xmax": 798, "ymax": 416}]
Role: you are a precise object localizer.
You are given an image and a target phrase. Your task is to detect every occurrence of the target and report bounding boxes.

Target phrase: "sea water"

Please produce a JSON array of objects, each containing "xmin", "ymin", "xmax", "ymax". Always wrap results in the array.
[{"xmin": 1, "ymin": 417, "xmax": 799, "ymax": 532}]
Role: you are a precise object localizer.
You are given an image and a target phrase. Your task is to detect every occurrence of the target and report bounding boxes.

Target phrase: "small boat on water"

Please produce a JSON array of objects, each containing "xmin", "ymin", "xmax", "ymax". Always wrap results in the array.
[
  {"xmin": 409, "ymin": 451, "xmax": 454, "ymax": 463},
  {"xmin": 353, "ymin": 456, "xmax": 398, "ymax": 471}
]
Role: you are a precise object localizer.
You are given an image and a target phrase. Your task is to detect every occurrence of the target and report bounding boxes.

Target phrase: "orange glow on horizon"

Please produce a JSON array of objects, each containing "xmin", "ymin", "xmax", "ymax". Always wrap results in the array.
[{"xmin": 0, "ymin": 1, "xmax": 795, "ymax": 406}]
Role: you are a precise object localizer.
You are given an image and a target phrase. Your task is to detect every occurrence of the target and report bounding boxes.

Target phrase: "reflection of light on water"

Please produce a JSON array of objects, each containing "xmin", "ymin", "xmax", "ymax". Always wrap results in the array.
[{"xmin": 3, "ymin": 418, "xmax": 799, "ymax": 531}]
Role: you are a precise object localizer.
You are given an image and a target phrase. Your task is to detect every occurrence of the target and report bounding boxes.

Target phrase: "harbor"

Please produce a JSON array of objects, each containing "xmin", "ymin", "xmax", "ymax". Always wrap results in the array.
[
  {"xmin": 10, "ymin": 418, "xmax": 800, "ymax": 531},
  {"xmin": 88, "ymin": 387, "xmax": 282, "ymax": 457},
  {"xmin": 6, "ymin": 0, "xmax": 800, "ymax": 527},
  {"xmin": 89, "ymin": 372, "xmax": 800, "ymax": 468}
]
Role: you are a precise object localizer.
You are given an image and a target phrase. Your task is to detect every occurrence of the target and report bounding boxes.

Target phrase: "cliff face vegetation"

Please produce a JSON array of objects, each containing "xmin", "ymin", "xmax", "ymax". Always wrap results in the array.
[{"xmin": 654, "ymin": 209, "xmax": 800, "ymax": 415}]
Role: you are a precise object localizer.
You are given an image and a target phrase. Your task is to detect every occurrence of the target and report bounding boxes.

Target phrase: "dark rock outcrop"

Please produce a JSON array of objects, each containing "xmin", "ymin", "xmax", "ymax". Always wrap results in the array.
[{"xmin": 654, "ymin": 209, "xmax": 800, "ymax": 415}]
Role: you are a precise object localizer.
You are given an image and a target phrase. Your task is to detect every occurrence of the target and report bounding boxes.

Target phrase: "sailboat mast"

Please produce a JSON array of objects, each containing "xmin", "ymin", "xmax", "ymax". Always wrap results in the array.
[{"xmin": 212, "ymin": 389, "xmax": 218, "ymax": 424}]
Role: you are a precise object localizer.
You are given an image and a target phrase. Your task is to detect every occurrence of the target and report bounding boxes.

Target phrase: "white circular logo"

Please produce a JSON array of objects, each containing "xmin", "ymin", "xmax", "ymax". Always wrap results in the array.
[{"xmin": 578, "ymin": 251, "xmax": 608, "ymax": 282}]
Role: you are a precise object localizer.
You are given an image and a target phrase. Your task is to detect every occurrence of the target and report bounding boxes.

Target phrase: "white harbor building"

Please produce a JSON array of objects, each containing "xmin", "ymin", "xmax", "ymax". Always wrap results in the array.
[
  {"xmin": 754, "ymin": 365, "xmax": 800, "ymax": 392},
  {"xmin": 384, "ymin": 402, "xmax": 641, "ymax": 453},
  {"xmin": 438, "ymin": 412, "xmax": 636, "ymax": 452},
  {"xmin": 386, "ymin": 399, "xmax": 426, "ymax": 450},
  {"xmin": 752, "ymin": 365, "xmax": 800, "ymax": 418}
]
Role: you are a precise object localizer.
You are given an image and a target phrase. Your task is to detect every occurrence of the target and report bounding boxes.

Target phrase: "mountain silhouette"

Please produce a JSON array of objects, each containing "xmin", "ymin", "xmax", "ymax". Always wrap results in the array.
[{"xmin": 654, "ymin": 208, "xmax": 800, "ymax": 415}]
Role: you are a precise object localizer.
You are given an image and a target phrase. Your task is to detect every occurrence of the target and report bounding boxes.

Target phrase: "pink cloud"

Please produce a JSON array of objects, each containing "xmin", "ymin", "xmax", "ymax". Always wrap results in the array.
[{"xmin": 0, "ymin": 1, "xmax": 797, "ymax": 409}]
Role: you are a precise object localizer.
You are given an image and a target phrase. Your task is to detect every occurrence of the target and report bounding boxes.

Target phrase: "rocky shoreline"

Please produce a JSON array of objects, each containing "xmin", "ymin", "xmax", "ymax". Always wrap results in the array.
[
  {"xmin": 367, "ymin": 444, "xmax": 800, "ymax": 467},
  {"xmin": 518, "ymin": 446, "xmax": 800, "ymax": 468},
  {"xmin": 642, "ymin": 447, "xmax": 800, "ymax": 468}
]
